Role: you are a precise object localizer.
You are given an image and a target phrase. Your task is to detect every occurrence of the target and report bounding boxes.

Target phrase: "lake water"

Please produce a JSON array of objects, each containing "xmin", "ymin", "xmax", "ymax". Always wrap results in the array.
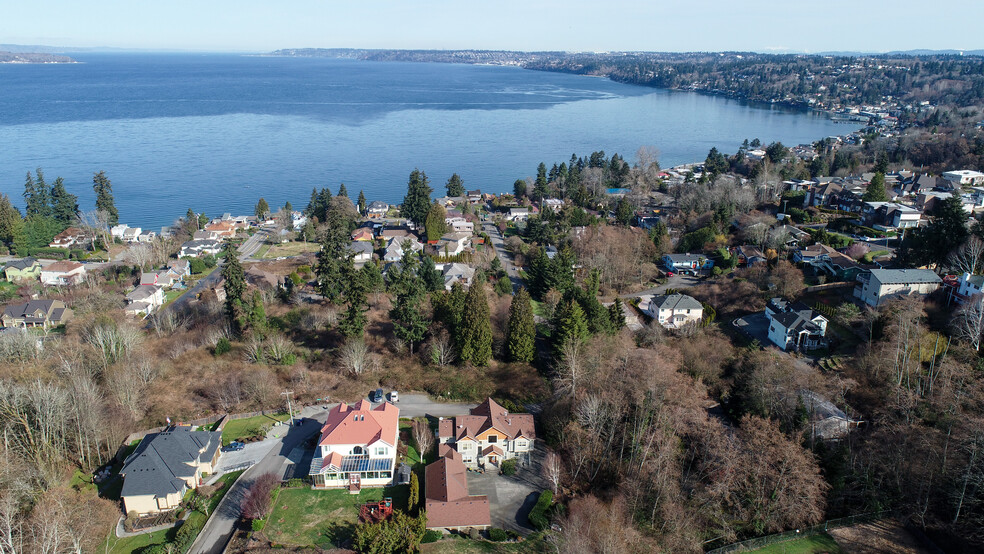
[{"xmin": 0, "ymin": 54, "xmax": 847, "ymax": 230}]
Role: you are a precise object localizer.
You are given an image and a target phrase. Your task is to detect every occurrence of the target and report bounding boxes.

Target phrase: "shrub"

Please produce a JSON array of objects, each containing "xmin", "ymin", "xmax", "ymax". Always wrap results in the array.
[
  {"xmin": 185, "ymin": 256, "xmax": 207, "ymax": 275},
  {"xmin": 173, "ymin": 518, "xmax": 202, "ymax": 550},
  {"xmin": 528, "ymin": 490, "xmax": 553, "ymax": 531},
  {"xmin": 251, "ymin": 519, "xmax": 265, "ymax": 532},
  {"xmin": 468, "ymin": 527, "xmax": 480, "ymax": 540},
  {"xmin": 421, "ymin": 529, "xmax": 443, "ymax": 543},
  {"xmin": 500, "ymin": 458, "xmax": 518, "ymax": 476},
  {"xmin": 139, "ymin": 545, "xmax": 168, "ymax": 554},
  {"xmin": 488, "ymin": 528, "xmax": 508, "ymax": 542},
  {"xmin": 214, "ymin": 337, "xmax": 231, "ymax": 356},
  {"xmin": 286, "ymin": 478, "xmax": 306, "ymax": 488}
]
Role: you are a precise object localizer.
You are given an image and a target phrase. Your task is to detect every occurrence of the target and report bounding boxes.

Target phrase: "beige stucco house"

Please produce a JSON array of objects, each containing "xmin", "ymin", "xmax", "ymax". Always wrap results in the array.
[
  {"xmin": 854, "ymin": 268, "xmax": 942, "ymax": 307},
  {"xmin": 438, "ymin": 398, "xmax": 535, "ymax": 468}
]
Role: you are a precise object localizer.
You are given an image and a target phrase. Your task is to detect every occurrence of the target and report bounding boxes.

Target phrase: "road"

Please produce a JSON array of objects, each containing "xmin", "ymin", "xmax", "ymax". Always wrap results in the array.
[
  {"xmin": 188, "ymin": 396, "xmax": 479, "ymax": 554},
  {"xmin": 482, "ymin": 222, "xmax": 523, "ymax": 290},
  {"xmin": 239, "ymin": 228, "xmax": 270, "ymax": 261}
]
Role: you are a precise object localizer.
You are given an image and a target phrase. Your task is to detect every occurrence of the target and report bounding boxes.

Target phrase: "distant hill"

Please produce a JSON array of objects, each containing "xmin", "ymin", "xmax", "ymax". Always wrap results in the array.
[{"xmin": 0, "ymin": 51, "xmax": 75, "ymax": 63}]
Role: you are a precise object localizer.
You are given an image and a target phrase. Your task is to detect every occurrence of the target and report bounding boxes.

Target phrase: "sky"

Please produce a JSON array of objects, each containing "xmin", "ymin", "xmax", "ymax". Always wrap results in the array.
[{"xmin": 3, "ymin": 1, "xmax": 984, "ymax": 54}]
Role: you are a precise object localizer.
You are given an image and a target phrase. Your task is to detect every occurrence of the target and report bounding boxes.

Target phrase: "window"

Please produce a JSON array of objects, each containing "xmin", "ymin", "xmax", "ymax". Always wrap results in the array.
[
  {"xmin": 487, "ymin": 435, "xmax": 498, "ymax": 444},
  {"xmin": 516, "ymin": 441, "xmax": 526, "ymax": 449},
  {"xmin": 375, "ymin": 447, "xmax": 387, "ymax": 457},
  {"xmin": 353, "ymin": 446, "xmax": 363, "ymax": 455}
]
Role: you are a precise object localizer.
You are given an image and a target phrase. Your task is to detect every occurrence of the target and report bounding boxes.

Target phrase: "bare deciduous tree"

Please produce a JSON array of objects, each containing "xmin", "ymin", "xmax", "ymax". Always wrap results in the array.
[
  {"xmin": 411, "ymin": 418, "xmax": 434, "ymax": 459},
  {"xmin": 954, "ymin": 294, "xmax": 984, "ymax": 352},
  {"xmin": 554, "ymin": 338, "xmax": 586, "ymax": 399},
  {"xmin": 338, "ymin": 338, "xmax": 376, "ymax": 375},
  {"xmin": 543, "ymin": 449, "xmax": 562, "ymax": 494},
  {"xmin": 949, "ymin": 236, "xmax": 984, "ymax": 275},
  {"xmin": 428, "ymin": 331, "xmax": 456, "ymax": 367}
]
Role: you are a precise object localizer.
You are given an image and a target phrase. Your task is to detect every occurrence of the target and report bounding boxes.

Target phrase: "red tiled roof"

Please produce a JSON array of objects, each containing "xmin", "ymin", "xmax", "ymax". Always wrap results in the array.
[{"xmin": 318, "ymin": 400, "xmax": 399, "ymax": 448}]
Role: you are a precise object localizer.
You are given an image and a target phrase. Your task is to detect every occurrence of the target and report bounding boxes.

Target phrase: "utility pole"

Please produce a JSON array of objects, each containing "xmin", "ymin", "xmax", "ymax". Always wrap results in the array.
[{"xmin": 282, "ymin": 390, "xmax": 295, "ymax": 427}]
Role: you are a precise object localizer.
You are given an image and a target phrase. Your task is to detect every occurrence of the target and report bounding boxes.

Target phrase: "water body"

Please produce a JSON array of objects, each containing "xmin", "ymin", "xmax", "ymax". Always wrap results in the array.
[{"xmin": 0, "ymin": 53, "xmax": 847, "ymax": 230}]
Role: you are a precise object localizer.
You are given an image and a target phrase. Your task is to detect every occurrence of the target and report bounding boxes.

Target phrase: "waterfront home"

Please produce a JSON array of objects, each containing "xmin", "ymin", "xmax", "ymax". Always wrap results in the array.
[
  {"xmin": 437, "ymin": 398, "xmax": 535, "ymax": 468},
  {"xmin": 48, "ymin": 227, "xmax": 87, "ymax": 249},
  {"xmin": 1, "ymin": 299, "xmax": 72, "ymax": 329},
  {"xmin": 366, "ymin": 201, "xmax": 389, "ymax": 218},
  {"xmin": 179, "ymin": 239, "xmax": 223, "ymax": 258}
]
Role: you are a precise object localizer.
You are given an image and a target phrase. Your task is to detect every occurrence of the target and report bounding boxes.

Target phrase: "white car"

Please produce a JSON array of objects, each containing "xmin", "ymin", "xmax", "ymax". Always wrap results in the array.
[{"xmin": 388, "ymin": 391, "xmax": 399, "ymax": 402}]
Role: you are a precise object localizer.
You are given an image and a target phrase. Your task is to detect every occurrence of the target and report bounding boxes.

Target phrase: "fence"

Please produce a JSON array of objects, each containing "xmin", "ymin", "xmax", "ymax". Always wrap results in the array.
[{"xmin": 705, "ymin": 510, "xmax": 891, "ymax": 554}]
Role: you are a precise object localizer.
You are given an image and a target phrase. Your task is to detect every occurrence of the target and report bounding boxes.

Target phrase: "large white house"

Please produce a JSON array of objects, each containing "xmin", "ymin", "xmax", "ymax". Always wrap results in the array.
[
  {"xmin": 943, "ymin": 170, "xmax": 984, "ymax": 188},
  {"xmin": 765, "ymin": 298, "xmax": 828, "ymax": 352},
  {"xmin": 438, "ymin": 398, "xmax": 535, "ymax": 469},
  {"xmin": 639, "ymin": 293, "xmax": 703, "ymax": 329},
  {"xmin": 854, "ymin": 269, "xmax": 942, "ymax": 307},
  {"xmin": 309, "ymin": 400, "xmax": 399, "ymax": 492}
]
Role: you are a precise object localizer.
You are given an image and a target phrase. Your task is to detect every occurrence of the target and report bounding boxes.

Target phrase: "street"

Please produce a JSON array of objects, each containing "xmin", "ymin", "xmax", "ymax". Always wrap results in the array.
[
  {"xmin": 621, "ymin": 272, "xmax": 702, "ymax": 298},
  {"xmin": 482, "ymin": 221, "xmax": 523, "ymax": 290}
]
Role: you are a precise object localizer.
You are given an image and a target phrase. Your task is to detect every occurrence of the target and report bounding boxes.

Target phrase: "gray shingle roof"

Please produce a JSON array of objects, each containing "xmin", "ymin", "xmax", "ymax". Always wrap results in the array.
[
  {"xmin": 869, "ymin": 269, "xmax": 942, "ymax": 285},
  {"xmin": 4, "ymin": 258, "xmax": 38, "ymax": 271},
  {"xmin": 648, "ymin": 293, "xmax": 703, "ymax": 311},
  {"xmin": 121, "ymin": 426, "xmax": 221, "ymax": 498}
]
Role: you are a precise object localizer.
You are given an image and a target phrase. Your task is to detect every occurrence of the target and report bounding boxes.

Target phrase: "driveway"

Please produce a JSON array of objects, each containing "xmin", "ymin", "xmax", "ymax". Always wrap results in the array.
[
  {"xmin": 734, "ymin": 312, "xmax": 771, "ymax": 345},
  {"xmin": 369, "ymin": 393, "xmax": 477, "ymax": 418},
  {"xmin": 212, "ymin": 440, "xmax": 278, "ymax": 474},
  {"xmin": 466, "ymin": 446, "xmax": 548, "ymax": 535},
  {"xmin": 239, "ymin": 229, "xmax": 270, "ymax": 261},
  {"xmin": 622, "ymin": 272, "xmax": 702, "ymax": 298}
]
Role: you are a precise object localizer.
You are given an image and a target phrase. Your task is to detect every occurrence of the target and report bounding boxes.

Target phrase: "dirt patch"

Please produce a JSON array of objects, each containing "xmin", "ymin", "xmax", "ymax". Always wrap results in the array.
[{"xmin": 828, "ymin": 519, "xmax": 932, "ymax": 554}]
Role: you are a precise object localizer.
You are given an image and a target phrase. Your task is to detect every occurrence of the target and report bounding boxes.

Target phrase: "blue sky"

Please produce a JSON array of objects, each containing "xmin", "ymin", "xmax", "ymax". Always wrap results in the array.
[{"xmin": 4, "ymin": 1, "xmax": 982, "ymax": 53}]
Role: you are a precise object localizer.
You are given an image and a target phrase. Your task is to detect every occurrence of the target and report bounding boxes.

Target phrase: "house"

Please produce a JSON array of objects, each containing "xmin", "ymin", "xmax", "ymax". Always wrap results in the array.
[
  {"xmin": 541, "ymin": 198, "xmax": 564, "ymax": 212},
  {"xmin": 140, "ymin": 269, "xmax": 179, "ymax": 288},
  {"xmin": 854, "ymin": 268, "xmax": 942, "ymax": 307},
  {"xmin": 732, "ymin": 245, "xmax": 767, "ymax": 266},
  {"xmin": 506, "ymin": 207, "xmax": 530, "ymax": 222},
  {"xmin": 3, "ymin": 258, "xmax": 42, "ymax": 282},
  {"xmin": 167, "ymin": 259, "xmax": 191, "ymax": 278},
  {"xmin": 121, "ymin": 227, "xmax": 143, "ymax": 243},
  {"xmin": 805, "ymin": 181, "xmax": 843, "ymax": 207},
  {"xmin": 449, "ymin": 220, "xmax": 474, "ymax": 233},
  {"xmin": 1, "ymin": 300, "xmax": 72, "ymax": 329},
  {"xmin": 366, "ymin": 201, "xmax": 389, "ymax": 218},
  {"xmin": 308, "ymin": 400, "xmax": 399, "ymax": 491},
  {"xmin": 765, "ymin": 298, "xmax": 828, "ymax": 352},
  {"xmin": 351, "ymin": 228, "xmax": 375, "ymax": 242},
  {"xmin": 437, "ymin": 398, "xmax": 535, "ymax": 468},
  {"xmin": 192, "ymin": 229, "xmax": 222, "ymax": 241},
  {"xmin": 773, "ymin": 225, "xmax": 810, "ymax": 247},
  {"xmin": 424, "ymin": 445, "xmax": 491, "ymax": 532},
  {"xmin": 436, "ymin": 233, "xmax": 471, "ymax": 256},
  {"xmin": 48, "ymin": 227, "xmax": 87, "ymax": 249},
  {"xmin": 800, "ymin": 390, "xmax": 861, "ymax": 441},
  {"xmin": 119, "ymin": 425, "xmax": 222, "ymax": 515},
  {"xmin": 378, "ymin": 226, "xmax": 415, "ymax": 241},
  {"xmin": 793, "ymin": 244, "xmax": 862, "ymax": 281},
  {"xmin": 203, "ymin": 221, "xmax": 237, "ymax": 238},
  {"xmin": 951, "ymin": 273, "xmax": 984, "ymax": 304},
  {"xmin": 347, "ymin": 241, "xmax": 375, "ymax": 264},
  {"xmin": 466, "ymin": 190, "xmax": 483, "ymax": 204},
  {"xmin": 179, "ymin": 239, "xmax": 223, "ymax": 258},
  {"xmin": 137, "ymin": 230, "xmax": 157, "ymax": 243},
  {"xmin": 441, "ymin": 263, "xmax": 476, "ymax": 290},
  {"xmin": 40, "ymin": 261, "xmax": 86, "ymax": 286},
  {"xmin": 383, "ymin": 237, "xmax": 423, "ymax": 262},
  {"xmin": 125, "ymin": 285, "xmax": 165, "ymax": 316},
  {"xmin": 639, "ymin": 293, "xmax": 703, "ymax": 329},
  {"xmin": 861, "ymin": 202, "xmax": 921, "ymax": 230},
  {"xmin": 942, "ymin": 170, "xmax": 984, "ymax": 188},
  {"xmin": 662, "ymin": 253, "xmax": 713, "ymax": 273},
  {"xmin": 110, "ymin": 224, "xmax": 130, "ymax": 240}
]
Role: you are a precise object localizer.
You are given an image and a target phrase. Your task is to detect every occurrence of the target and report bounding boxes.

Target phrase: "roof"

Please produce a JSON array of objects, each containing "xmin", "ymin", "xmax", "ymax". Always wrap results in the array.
[
  {"xmin": 42, "ymin": 260, "xmax": 83, "ymax": 273},
  {"xmin": 347, "ymin": 241, "xmax": 375, "ymax": 255},
  {"xmin": 317, "ymin": 400, "xmax": 399, "ymax": 448},
  {"xmin": 367, "ymin": 201, "xmax": 389, "ymax": 210},
  {"xmin": 127, "ymin": 285, "xmax": 162, "ymax": 302},
  {"xmin": 120, "ymin": 426, "xmax": 221, "ymax": 498},
  {"xmin": 424, "ymin": 447, "xmax": 491, "ymax": 529},
  {"xmin": 2, "ymin": 300, "xmax": 66, "ymax": 323},
  {"xmin": 647, "ymin": 293, "xmax": 703, "ymax": 312},
  {"xmin": 4, "ymin": 258, "xmax": 39, "ymax": 271},
  {"xmin": 440, "ymin": 398, "xmax": 535, "ymax": 442},
  {"xmin": 663, "ymin": 253, "xmax": 704, "ymax": 263},
  {"xmin": 869, "ymin": 268, "xmax": 942, "ymax": 285},
  {"xmin": 773, "ymin": 311, "xmax": 824, "ymax": 335}
]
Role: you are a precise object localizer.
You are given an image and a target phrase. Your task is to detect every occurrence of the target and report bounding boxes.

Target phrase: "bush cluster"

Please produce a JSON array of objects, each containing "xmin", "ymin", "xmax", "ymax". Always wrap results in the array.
[{"xmin": 528, "ymin": 489, "xmax": 553, "ymax": 531}]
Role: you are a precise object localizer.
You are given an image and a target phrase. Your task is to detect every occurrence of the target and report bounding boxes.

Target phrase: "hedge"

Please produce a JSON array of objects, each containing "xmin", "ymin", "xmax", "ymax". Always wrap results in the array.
[
  {"xmin": 421, "ymin": 529, "xmax": 443, "ymax": 543},
  {"xmin": 488, "ymin": 528, "xmax": 509, "ymax": 542},
  {"xmin": 528, "ymin": 490, "xmax": 553, "ymax": 531}
]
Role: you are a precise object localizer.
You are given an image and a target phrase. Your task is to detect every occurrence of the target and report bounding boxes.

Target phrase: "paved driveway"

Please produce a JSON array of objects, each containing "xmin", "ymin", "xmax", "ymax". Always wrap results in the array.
[
  {"xmin": 375, "ymin": 393, "xmax": 477, "ymax": 418},
  {"xmin": 734, "ymin": 312, "xmax": 771, "ymax": 345},
  {"xmin": 482, "ymin": 222, "xmax": 523, "ymax": 291},
  {"xmin": 213, "ymin": 440, "xmax": 278, "ymax": 473},
  {"xmin": 465, "ymin": 446, "xmax": 549, "ymax": 535},
  {"xmin": 622, "ymin": 272, "xmax": 702, "ymax": 298}
]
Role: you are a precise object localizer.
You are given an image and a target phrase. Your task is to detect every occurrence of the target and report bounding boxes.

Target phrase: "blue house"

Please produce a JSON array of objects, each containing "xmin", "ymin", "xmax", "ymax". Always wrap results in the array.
[{"xmin": 662, "ymin": 253, "xmax": 714, "ymax": 272}]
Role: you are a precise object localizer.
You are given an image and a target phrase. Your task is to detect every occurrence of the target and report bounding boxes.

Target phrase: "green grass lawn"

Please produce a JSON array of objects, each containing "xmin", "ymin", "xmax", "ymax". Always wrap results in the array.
[
  {"xmin": 264, "ymin": 485, "xmax": 410, "ymax": 549},
  {"xmin": 219, "ymin": 413, "xmax": 290, "ymax": 444},
  {"xmin": 747, "ymin": 532, "xmax": 844, "ymax": 554},
  {"xmin": 260, "ymin": 241, "xmax": 320, "ymax": 259},
  {"xmin": 160, "ymin": 288, "xmax": 186, "ymax": 310},
  {"xmin": 421, "ymin": 533, "xmax": 548, "ymax": 553}
]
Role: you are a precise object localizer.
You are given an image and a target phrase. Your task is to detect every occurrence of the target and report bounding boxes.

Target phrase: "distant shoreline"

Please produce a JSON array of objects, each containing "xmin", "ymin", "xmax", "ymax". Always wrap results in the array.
[{"xmin": 0, "ymin": 51, "xmax": 76, "ymax": 64}]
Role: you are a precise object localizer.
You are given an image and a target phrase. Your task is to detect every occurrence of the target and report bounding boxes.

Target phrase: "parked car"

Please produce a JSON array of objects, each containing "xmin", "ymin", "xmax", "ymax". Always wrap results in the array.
[
  {"xmin": 370, "ymin": 388, "xmax": 384, "ymax": 403},
  {"xmin": 222, "ymin": 441, "xmax": 245, "ymax": 452},
  {"xmin": 666, "ymin": 271, "xmax": 675, "ymax": 277},
  {"xmin": 389, "ymin": 390, "xmax": 399, "ymax": 402}
]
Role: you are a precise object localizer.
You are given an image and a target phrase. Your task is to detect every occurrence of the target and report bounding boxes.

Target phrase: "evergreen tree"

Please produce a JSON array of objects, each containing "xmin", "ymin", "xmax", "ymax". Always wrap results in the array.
[
  {"xmin": 424, "ymin": 202, "xmax": 448, "ymax": 242},
  {"xmin": 360, "ymin": 260, "xmax": 385, "ymax": 299},
  {"xmin": 23, "ymin": 169, "xmax": 52, "ymax": 218},
  {"xmin": 614, "ymin": 197, "xmax": 633, "ymax": 226},
  {"xmin": 459, "ymin": 282, "xmax": 492, "ymax": 365},
  {"xmin": 49, "ymin": 177, "xmax": 79, "ymax": 227},
  {"xmin": 254, "ymin": 198, "xmax": 270, "ymax": 219},
  {"xmin": 904, "ymin": 195, "xmax": 969, "ymax": 269},
  {"xmin": 419, "ymin": 255, "xmax": 444, "ymax": 293},
  {"xmin": 494, "ymin": 276, "xmax": 513, "ymax": 296},
  {"xmin": 390, "ymin": 282, "xmax": 427, "ymax": 354},
  {"xmin": 433, "ymin": 282, "xmax": 466, "ymax": 344},
  {"xmin": 532, "ymin": 162, "xmax": 549, "ymax": 201},
  {"xmin": 92, "ymin": 170, "xmax": 119, "ymax": 225},
  {"xmin": 221, "ymin": 243, "xmax": 247, "ymax": 335},
  {"xmin": 338, "ymin": 183, "xmax": 348, "ymax": 198},
  {"xmin": 0, "ymin": 195, "xmax": 24, "ymax": 252},
  {"xmin": 609, "ymin": 298, "xmax": 625, "ymax": 330},
  {"xmin": 446, "ymin": 173, "xmax": 465, "ymax": 197},
  {"xmin": 400, "ymin": 169, "xmax": 433, "ymax": 228},
  {"xmin": 507, "ymin": 287, "xmax": 536, "ymax": 363},
  {"xmin": 409, "ymin": 472, "xmax": 420, "ymax": 514},
  {"xmin": 186, "ymin": 208, "xmax": 199, "ymax": 230},
  {"xmin": 862, "ymin": 172, "xmax": 888, "ymax": 202},
  {"xmin": 315, "ymin": 224, "xmax": 351, "ymax": 304},
  {"xmin": 248, "ymin": 290, "xmax": 267, "ymax": 332},
  {"xmin": 313, "ymin": 187, "xmax": 333, "ymax": 222},
  {"xmin": 284, "ymin": 201, "xmax": 293, "ymax": 214},
  {"xmin": 513, "ymin": 179, "xmax": 527, "ymax": 199},
  {"xmin": 339, "ymin": 263, "xmax": 369, "ymax": 338},
  {"xmin": 357, "ymin": 190, "xmax": 367, "ymax": 214},
  {"xmin": 305, "ymin": 188, "xmax": 318, "ymax": 217},
  {"xmin": 552, "ymin": 299, "xmax": 588, "ymax": 357}
]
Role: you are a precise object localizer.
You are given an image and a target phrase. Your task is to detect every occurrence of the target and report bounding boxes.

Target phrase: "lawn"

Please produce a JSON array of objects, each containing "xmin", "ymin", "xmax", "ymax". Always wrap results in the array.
[
  {"xmin": 160, "ymin": 288, "xmax": 186, "ymax": 310},
  {"xmin": 219, "ymin": 413, "xmax": 290, "ymax": 444},
  {"xmin": 747, "ymin": 532, "xmax": 844, "ymax": 554},
  {"xmin": 260, "ymin": 241, "xmax": 320, "ymax": 259},
  {"xmin": 421, "ymin": 534, "xmax": 548, "ymax": 553},
  {"xmin": 263, "ymin": 485, "xmax": 410, "ymax": 549}
]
